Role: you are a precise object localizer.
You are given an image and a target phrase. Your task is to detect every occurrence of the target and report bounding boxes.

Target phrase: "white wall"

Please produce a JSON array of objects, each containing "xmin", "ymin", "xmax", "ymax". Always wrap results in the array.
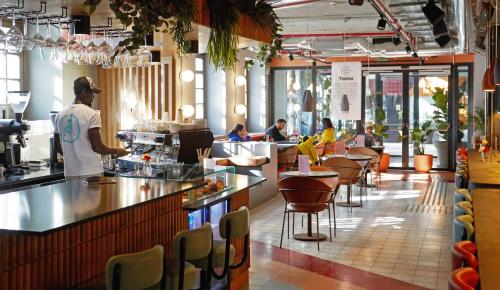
[{"xmin": 247, "ymin": 60, "xmax": 268, "ymax": 132}]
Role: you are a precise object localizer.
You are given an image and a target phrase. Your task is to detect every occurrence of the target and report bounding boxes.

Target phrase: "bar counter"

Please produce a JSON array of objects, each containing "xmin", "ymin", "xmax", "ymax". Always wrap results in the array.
[
  {"xmin": 0, "ymin": 173, "xmax": 264, "ymax": 290},
  {"xmin": 467, "ymin": 150, "xmax": 500, "ymax": 189},
  {"xmin": 0, "ymin": 167, "xmax": 64, "ymax": 193}
]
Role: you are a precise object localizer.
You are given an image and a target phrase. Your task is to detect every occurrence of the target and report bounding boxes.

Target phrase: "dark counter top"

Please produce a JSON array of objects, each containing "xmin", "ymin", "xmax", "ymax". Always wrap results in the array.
[
  {"xmin": 467, "ymin": 150, "xmax": 500, "ymax": 189},
  {"xmin": 0, "ymin": 167, "xmax": 65, "ymax": 193},
  {"xmin": 0, "ymin": 177, "xmax": 204, "ymax": 234},
  {"xmin": 183, "ymin": 174, "xmax": 266, "ymax": 211}
]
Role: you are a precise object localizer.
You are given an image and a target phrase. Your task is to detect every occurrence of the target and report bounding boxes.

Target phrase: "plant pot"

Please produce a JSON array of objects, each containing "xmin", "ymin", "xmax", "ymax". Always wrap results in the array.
[
  {"xmin": 414, "ymin": 154, "xmax": 433, "ymax": 173},
  {"xmin": 433, "ymin": 140, "xmax": 448, "ymax": 167},
  {"xmin": 379, "ymin": 153, "xmax": 390, "ymax": 172}
]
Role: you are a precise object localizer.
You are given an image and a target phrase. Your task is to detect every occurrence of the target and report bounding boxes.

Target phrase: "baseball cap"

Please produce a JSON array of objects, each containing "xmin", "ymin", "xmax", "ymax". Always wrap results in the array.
[{"xmin": 74, "ymin": 76, "xmax": 102, "ymax": 94}]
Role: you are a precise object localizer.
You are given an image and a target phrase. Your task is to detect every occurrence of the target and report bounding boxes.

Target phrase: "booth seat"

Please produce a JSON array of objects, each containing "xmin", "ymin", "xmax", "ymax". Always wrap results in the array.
[
  {"xmin": 212, "ymin": 132, "xmax": 265, "ymax": 142},
  {"xmin": 212, "ymin": 141, "xmax": 278, "ymax": 208}
]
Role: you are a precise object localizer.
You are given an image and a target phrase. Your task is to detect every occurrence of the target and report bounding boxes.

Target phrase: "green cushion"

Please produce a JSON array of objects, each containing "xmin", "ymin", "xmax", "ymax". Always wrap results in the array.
[{"xmin": 164, "ymin": 259, "xmax": 197, "ymax": 290}]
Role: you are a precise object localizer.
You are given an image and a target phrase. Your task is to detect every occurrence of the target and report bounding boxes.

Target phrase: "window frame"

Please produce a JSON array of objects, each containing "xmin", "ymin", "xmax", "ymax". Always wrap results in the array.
[
  {"xmin": 0, "ymin": 52, "xmax": 23, "ymax": 105},
  {"xmin": 194, "ymin": 55, "xmax": 205, "ymax": 119}
]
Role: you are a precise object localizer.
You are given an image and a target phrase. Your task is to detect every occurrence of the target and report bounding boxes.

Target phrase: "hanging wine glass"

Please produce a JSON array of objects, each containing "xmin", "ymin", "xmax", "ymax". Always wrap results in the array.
[
  {"xmin": 98, "ymin": 31, "xmax": 113, "ymax": 68},
  {"xmin": 66, "ymin": 37, "xmax": 80, "ymax": 62},
  {"xmin": 6, "ymin": 14, "xmax": 24, "ymax": 53},
  {"xmin": 0, "ymin": 18, "xmax": 7, "ymax": 52},
  {"xmin": 42, "ymin": 21, "xmax": 57, "ymax": 62},
  {"xmin": 22, "ymin": 17, "xmax": 34, "ymax": 51},
  {"xmin": 55, "ymin": 19, "xmax": 68, "ymax": 62},
  {"xmin": 31, "ymin": 15, "xmax": 45, "ymax": 47},
  {"xmin": 138, "ymin": 48, "xmax": 152, "ymax": 67},
  {"xmin": 85, "ymin": 32, "xmax": 98, "ymax": 65}
]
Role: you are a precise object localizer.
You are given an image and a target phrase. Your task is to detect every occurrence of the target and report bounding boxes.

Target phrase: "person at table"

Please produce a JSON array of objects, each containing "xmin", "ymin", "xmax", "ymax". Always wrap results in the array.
[
  {"xmin": 228, "ymin": 123, "xmax": 250, "ymax": 142},
  {"xmin": 54, "ymin": 76, "xmax": 128, "ymax": 180},
  {"xmin": 266, "ymin": 119, "xmax": 288, "ymax": 142},
  {"xmin": 356, "ymin": 123, "xmax": 383, "ymax": 147},
  {"xmin": 317, "ymin": 117, "xmax": 335, "ymax": 143},
  {"xmin": 297, "ymin": 136, "xmax": 319, "ymax": 164}
]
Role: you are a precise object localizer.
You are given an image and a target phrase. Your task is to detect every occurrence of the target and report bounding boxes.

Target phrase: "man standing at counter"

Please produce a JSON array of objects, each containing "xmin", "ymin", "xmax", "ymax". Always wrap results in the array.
[
  {"xmin": 266, "ymin": 119, "xmax": 288, "ymax": 141},
  {"xmin": 54, "ymin": 76, "xmax": 127, "ymax": 180}
]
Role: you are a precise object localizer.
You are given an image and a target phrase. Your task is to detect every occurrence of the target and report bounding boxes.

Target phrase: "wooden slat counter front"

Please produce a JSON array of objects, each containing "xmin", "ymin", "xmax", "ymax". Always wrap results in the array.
[
  {"xmin": 471, "ymin": 189, "xmax": 500, "ymax": 290},
  {"xmin": 0, "ymin": 174, "xmax": 264, "ymax": 290},
  {"xmin": 467, "ymin": 150, "xmax": 500, "ymax": 189}
]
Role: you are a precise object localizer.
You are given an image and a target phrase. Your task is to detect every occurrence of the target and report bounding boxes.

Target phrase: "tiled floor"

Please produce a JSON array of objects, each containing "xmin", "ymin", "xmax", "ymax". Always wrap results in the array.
[{"xmin": 248, "ymin": 171, "xmax": 454, "ymax": 290}]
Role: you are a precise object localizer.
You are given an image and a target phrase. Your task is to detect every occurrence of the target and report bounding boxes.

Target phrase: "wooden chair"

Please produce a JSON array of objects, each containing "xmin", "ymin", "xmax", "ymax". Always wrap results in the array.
[
  {"xmin": 322, "ymin": 157, "xmax": 362, "ymax": 212},
  {"xmin": 278, "ymin": 176, "xmax": 334, "ymax": 251},
  {"xmin": 105, "ymin": 245, "xmax": 165, "ymax": 290},
  {"xmin": 349, "ymin": 147, "xmax": 381, "ymax": 188}
]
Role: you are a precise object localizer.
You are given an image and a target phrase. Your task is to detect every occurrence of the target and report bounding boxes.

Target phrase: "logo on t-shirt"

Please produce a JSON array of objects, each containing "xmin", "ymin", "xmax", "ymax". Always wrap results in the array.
[{"xmin": 61, "ymin": 113, "xmax": 81, "ymax": 143}]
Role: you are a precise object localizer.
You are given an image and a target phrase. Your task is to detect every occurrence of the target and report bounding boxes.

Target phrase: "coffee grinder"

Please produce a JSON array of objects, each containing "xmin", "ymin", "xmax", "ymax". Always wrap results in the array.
[{"xmin": 0, "ymin": 91, "xmax": 31, "ymax": 173}]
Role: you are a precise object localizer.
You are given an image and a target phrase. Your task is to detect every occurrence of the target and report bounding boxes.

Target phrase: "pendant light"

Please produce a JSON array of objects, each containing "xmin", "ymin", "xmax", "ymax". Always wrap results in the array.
[
  {"xmin": 483, "ymin": 22, "xmax": 495, "ymax": 92},
  {"xmin": 493, "ymin": 0, "xmax": 500, "ymax": 85}
]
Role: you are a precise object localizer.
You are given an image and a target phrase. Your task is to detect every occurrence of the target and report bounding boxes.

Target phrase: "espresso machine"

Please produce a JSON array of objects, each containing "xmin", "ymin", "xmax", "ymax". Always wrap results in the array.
[{"xmin": 0, "ymin": 91, "xmax": 31, "ymax": 173}]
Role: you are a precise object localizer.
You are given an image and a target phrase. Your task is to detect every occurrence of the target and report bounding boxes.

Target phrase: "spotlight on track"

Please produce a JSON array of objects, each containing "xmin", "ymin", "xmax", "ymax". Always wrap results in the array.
[
  {"xmin": 422, "ymin": 0, "xmax": 445, "ymax": 25},
  {"xmin": 405, "ymin": 45, "xmax": 412, "ymax": 54},
  {"xmin": 412, "ymin": 52, "xmax": 418, "ymax": 58},
  {"xmin": 349, "ymin": 0, "xmax": 364, "ymax": 5},
  {"xmin": 377, "ymin": 16, "xmax": 387, "ymax": 30},
  {"xmin": 392, "ymin": 36, "xmax": 401, "ymax": 46},
  {"xmin": 288, "ymin": 54, "xmax": 294, "ymax": 61}
]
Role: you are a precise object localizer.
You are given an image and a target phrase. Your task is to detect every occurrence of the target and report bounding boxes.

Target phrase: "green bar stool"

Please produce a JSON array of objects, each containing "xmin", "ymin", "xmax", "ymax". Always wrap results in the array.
[
  {"xmin": 455, "ymin": 189, "xmax": 472, "ymax": 203},
  {"xmin": 454, "ymin": 201, "xmax": 473, "ymax": 218},
  {"xmin": 453, "ymin": 215, "xmax": 474, "ymax": 243},
  {"xmin": 106, "ymin": 245, "xmax": 165, "ymax": 290},
  {"xmin": 166, "ymin": 223, "xmax": 213, "ymax": 290},
  {"xmin": 211, "ymin": 206, "xmax": 250, "ymax": 289}
]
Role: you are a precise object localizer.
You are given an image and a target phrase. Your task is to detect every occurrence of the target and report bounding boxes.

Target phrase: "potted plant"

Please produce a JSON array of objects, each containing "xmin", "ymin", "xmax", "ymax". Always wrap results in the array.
[
  {"xmin": 412, "ymin": 120, "xmax": 434, "ymax": 173},
  {"xmin": 373, "ymin": 106, "xmax": 390, "ymax": 141},
  {"xmin": 431, "ymin": 87, "xmax": 449, "ymax": 167}
]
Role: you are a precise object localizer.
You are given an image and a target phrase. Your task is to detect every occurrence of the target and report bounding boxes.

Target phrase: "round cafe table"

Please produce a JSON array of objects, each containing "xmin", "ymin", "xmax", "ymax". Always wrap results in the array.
[{"xmin": 279, "ymin": 170, "xmax": 339, "ymax": 242}]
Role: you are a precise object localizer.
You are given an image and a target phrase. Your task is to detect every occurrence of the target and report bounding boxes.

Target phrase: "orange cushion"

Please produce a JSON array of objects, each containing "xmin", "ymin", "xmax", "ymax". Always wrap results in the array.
[{"xmin": 228, "ymin": 156, "xmax": 268, "ymax": 167}]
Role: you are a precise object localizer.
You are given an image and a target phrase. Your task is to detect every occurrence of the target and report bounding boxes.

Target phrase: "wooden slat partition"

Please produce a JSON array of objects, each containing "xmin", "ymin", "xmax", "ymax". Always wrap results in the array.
[
  {"xmin": 0, "ymin": 193, "xmax": 187, "ymax": 290},
  {"xmin": 98, "ymin": 61, "xmax": 174, "ymax": 147}
]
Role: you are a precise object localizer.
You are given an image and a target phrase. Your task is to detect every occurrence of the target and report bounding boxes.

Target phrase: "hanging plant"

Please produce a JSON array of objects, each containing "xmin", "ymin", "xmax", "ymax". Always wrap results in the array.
[
  {"xmin": 109, "ymin": 0, "xmax": 195, "ymax": 55},
  {"xmin": 207, "ymin": 0, "xmax": 283, "ymax": 70}
]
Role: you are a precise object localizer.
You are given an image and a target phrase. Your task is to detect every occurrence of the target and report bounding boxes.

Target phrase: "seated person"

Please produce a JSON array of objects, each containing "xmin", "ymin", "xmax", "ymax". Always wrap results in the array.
[
  {"xmin": 265, "ymin": 119, "xmax": 288, "ymax": 142},
  {"xmin": 297, "ymin": 135, "xmax": 319, "ymax": 164},
  {"xmin": 228, "ymin": 123, "xmax": 250, "ymax": 142},
  {"xmin": 357, "ymin": 123, "xmax": 383, "ymax": 147},
  {"xmin": 317, "ymin": 117, "xmax": 335, "ymax": 144}
]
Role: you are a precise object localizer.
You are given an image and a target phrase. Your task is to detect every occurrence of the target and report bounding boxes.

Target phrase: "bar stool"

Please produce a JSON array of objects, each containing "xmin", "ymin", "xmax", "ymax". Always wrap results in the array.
[
  {"xmin": 210, "ymin": 206, "xmax": 250, "ymax": 289},
  {"xmin": 455, "ymin": 189, "xmax": 472, "ymax": 203},
  {"xmin": 454, "ymin": 201, "xmax": 473, "ymax": 218},
  {"xmin": 454, "ymin": 215, "xmax": 474, "ymax": 243},
  {"xmin": 449, "ymin": 267, "xmax": 479, "ymax": 290},
  {"xmin": 165, "ymin": 223, "xmax": 213, "ymax": 290},
  {"xmin": 451, "ymin": 241, "xmax": 478, "ymax": 271},
  {"xmin": 104, "ymin": 245, "xmax": 165, "ymax": 290}
]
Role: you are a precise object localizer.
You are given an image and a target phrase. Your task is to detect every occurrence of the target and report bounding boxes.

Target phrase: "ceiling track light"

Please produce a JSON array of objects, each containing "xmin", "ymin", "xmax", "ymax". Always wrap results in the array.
[
  {"xmin": 377, "ymin": 16, "xmax": 387, "ymax": 31},
  {"xmin": 348, "ymin": 0, "xmax": 364, "ymax": 5},
  {"xmin": 392, "ymin": 36, "xmax": 401, "ymax": 46},
  {"xmin": 288, "ymin": 54, "xmax": 294, "ymax": 61},
  {"xmin": 405, "ymin": 45, "xmax": 412, "ymax": 54}
]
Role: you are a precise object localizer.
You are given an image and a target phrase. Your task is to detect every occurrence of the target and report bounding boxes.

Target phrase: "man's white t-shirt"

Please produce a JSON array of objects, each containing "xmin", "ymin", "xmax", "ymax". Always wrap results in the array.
[{"xmin": 54, "ymin": 104, "xmax": 103, "ymax": 177}]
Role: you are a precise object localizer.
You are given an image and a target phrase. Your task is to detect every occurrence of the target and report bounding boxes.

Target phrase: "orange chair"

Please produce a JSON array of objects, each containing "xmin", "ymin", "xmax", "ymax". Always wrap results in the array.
[
  {"xmin": 311, "ymin": 165, "xmax": 340, "ymax": 236},
  {"xmin": 322, "ymin": 157, "xmax": 362, "ymax": 212},
  {"xmin": 277, "ymin": 145, "xmax": 298, "ymax": 172},
  {"xmin": 278, "ymin": 176, "xmax": 334, "ymax": 251},
  {"xmin": 449, "ymin": 267, "xmax": 479, "ymax": 290},
  {"xmin": 451, "ymin": 241, "xmax": 478, "ymax": 271},
  {"xmin": 315, "ymin": 142, "xmax": 325, "ymax": 156}
]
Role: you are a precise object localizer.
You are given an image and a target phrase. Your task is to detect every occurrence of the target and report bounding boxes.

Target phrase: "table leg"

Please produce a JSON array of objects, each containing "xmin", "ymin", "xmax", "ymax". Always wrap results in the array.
[
  {"xmin": 337, "ymin": 184, "xmax": 362, "ymax": 207},
  {"xmin": 293, "ymin": 212, "xmax": 327, "ymax": 241}
]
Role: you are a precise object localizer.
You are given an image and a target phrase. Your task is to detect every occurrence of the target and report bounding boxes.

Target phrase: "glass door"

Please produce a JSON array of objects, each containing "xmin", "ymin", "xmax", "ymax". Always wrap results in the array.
[
  {"xmin": 364, "ymin": 72, "xmax": 405, "ymax": 167},
  {"xmin": 409, "ymin": 72, "xmax": 450, "ymax": 169}
]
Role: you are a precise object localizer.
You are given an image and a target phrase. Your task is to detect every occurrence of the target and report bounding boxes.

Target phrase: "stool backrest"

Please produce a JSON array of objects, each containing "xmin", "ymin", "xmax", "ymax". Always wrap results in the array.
[
  {"xmin": 454, "ymin": 201, "xmax": 473, "ymax": 217},
  {"xmin": 454, "ymin": 215, "xmax": 474, "ymax": 243},
  {"xmin": 322, "ymin": 157, "xmax": 362, "ymax": 181},
  {"xmin": 449, "ymin": 267, "xmax": 479, "ymax": 290},
  {"xmin": 173, "ymin": 223, "xmax": 213, "ymax": 261},
  {"xmin": 451, "ymin": 241, "xmax": 479, "ymax": 270},
  {"xmin": 278, "ymin": 176, "xmax": 332, "ymax": 205},
  {"xmin": 219, "ymin": 206, "xmax": 250, "ymax": 239},
  {"xmin": 454, "ymin": 189, "xmax": 472, "ymax": 203},
  {"xmin": 105, "ymin": 245, "xmax": 164, "ymax": 290}
]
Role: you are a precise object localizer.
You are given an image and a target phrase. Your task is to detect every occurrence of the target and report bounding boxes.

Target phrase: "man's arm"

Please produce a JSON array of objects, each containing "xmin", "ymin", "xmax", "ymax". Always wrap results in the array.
[
  {"xmin": 53, "ymin": 133, "xmax": 63, "ymax": 156},
  {"xmin": 88, "ymin": 128, "xmax": 127, "ymax": 156}
]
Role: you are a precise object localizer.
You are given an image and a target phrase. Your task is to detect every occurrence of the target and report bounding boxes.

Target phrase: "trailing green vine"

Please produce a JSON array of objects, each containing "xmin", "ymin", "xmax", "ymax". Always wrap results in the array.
[
  {"xmin": 109, "ymin": 0, "xmax": 195, "ymax": 55},
  {"xmin": 207, "ymin": 0, "xmax": 239, "ymax": 71}
]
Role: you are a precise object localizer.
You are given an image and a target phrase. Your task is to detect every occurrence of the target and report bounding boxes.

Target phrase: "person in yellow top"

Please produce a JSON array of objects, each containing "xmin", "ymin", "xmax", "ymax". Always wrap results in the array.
[
  {"xmin": 297, "ymin": 135, "xmax": 319, "ymax": 164},
  {"xmin": 318, "ymin": 118, "xmax": 335, "ymax": 143}
]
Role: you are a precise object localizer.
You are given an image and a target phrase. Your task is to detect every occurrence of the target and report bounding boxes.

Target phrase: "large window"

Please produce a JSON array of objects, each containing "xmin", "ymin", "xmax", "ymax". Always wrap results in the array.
[
  {"xmin": 0, "ymin": 53, "xmax": 22, "ymax": 104},
  {"xmin": 195, "ymin": 56, "xmax": 204, "ymax": 119}
]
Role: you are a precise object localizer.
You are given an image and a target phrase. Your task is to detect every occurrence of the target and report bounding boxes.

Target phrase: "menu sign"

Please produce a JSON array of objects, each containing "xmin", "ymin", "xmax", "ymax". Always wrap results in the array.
[
  {"xmin": 331, "ymin": 62, "xmax": 362, "ymax": 120},
  {"xmin": 298, "ymin": 155, "xmax": 310, "ymax": 174}
]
